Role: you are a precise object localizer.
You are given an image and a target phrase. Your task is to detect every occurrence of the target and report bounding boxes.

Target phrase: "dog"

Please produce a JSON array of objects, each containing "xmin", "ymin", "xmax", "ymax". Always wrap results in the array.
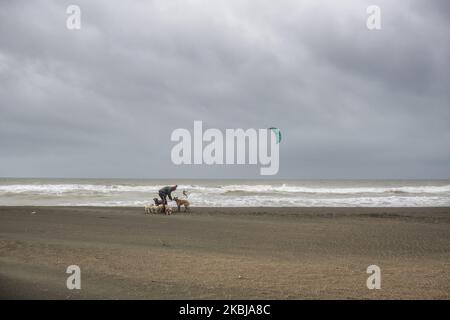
[
  {"xmin": 152, "ymin": 204, "xmax": 164, "ymax": 214},
  {"xmin": 174, "ymin": 197, "xmax": 190, "ymax": 212},
  {"xmin": 153, "ymin": 198, "xmax": 164, "ymax": 206},
  {"xmin": 145, "ymin": 204, "xmax": 167, "ymax": 214},
  {"xmin": 145, "ymin": 204, "xmax": 160, "ymax": 214},
  {"xmin": 165, "ymin": 207, "xmax": 173, "ymax": 215},
  {"xmin": 144, "ymin": 204, "xmax": 153, "ymax": 214}
]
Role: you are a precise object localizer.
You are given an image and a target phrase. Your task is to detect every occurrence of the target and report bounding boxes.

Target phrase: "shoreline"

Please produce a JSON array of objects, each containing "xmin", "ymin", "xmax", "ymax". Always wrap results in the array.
[{"xmin": 1, "ymin": 206, "xmax": 449, "ymax": 299}]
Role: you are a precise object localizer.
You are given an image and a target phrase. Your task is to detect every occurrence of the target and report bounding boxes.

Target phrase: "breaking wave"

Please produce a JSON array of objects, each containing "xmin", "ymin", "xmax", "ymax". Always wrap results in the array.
[{"xmin": 0, "ymin": 179, "xmax": 449, "ymax": 207}]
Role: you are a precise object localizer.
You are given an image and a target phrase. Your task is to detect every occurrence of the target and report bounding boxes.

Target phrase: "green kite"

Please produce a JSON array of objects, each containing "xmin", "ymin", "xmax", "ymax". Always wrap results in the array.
[{"xmin": 269, "ymin": 127, "xmax": 282, "ymax": 144}]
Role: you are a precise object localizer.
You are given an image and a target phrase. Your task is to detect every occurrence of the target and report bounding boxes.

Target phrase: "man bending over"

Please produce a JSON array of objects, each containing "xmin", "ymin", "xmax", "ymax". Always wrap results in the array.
[{"xmin": 158, "ymin": 185, "xmax": 177, "ymax": 211}]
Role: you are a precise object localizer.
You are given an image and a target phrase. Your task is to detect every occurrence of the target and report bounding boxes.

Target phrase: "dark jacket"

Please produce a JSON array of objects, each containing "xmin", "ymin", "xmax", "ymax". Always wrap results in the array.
[{"xmin": 159, "ymin": 186, "xmax": 176, "ymax": 200}]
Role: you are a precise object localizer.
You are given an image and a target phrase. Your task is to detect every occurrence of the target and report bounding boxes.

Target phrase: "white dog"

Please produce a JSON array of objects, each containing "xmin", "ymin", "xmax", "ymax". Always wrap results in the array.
[
  {"xmin": 145, "ymin": 204, "xmax": 170, "ymax": 214},
  {"xmin": 153, "ymin": 204, "xmax": 165, "ymax": 214},
  {"xmin": 144, "ymin": 204, "xmax": 153, "ymax": 214},
  {"xmin": 144, "ymin": 204, "xmax": 163, "ymax": 214}
]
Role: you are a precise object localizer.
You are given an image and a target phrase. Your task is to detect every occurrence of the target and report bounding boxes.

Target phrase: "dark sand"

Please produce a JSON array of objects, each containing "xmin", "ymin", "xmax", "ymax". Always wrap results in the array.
[{"xmin": 0, "ymin": 206, "xmax": 449, "ymax": 299}]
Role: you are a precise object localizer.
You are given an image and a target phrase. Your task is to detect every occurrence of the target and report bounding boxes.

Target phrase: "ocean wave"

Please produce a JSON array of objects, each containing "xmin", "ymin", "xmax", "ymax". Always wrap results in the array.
[
  {"xmin": 1, "ymin": 183, "xmax": 450, "ymax": 196},
  {"xmin": 55, "ymin": 195, "xmax": 450, "ymax": 207},
  {"xmin": 218, "ymin": 184, "xmax": 450, "ymax": 195},
  {"xmin": 0, "ymin": 181, "xmax": 449, "ymax": 207},
  {"xmin": 0, "ymin": 184, "xmax": 198, "ymax": 195}
]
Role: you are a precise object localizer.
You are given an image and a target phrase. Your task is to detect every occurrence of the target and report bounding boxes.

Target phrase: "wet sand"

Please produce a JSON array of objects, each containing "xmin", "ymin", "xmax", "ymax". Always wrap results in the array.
[{"xmin": 0, "ymin": 206, "xmax": 449, "ymax": 299}]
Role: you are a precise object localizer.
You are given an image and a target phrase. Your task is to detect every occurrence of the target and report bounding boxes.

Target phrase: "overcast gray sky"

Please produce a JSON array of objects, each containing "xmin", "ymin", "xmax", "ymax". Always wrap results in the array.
[{"xmin": 0, "ymin": 0, "xmax": 449, "ymax": 179}]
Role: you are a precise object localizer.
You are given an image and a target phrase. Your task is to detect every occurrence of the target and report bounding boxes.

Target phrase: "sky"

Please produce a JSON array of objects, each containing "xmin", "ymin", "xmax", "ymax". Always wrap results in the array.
[{"xmin": 0, "ymin": 0, "xmax": 449, "ymax": 179}]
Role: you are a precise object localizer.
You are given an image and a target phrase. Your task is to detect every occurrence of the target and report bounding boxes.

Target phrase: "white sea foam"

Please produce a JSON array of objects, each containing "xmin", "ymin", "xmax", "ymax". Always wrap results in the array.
[
  {"xmin": 1, "ymin": 183, "xmax": 449, "ymax": 195},
  {"xmin": 0, "ymin": 179, "xmax": 449, "ymax": 207},
  {"xmin": 220, "ymin": 184, "xmax": 450, "ymax": 194}
]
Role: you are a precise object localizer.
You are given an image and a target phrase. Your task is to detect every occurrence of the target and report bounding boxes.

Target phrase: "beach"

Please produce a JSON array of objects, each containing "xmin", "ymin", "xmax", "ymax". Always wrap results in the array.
[{"xmin": 0, "ymin": 206, "xmax": 449, "ymax": 299}]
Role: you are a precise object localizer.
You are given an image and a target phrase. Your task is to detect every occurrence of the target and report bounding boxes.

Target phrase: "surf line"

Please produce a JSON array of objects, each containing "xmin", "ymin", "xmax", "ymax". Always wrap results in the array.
[{"xmin": 170, "ymin": 121, "xmax": 280, "ymax": 175}]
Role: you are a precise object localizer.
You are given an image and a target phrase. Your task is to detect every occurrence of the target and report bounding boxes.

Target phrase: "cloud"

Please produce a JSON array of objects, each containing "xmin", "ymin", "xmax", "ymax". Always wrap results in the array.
[{"xmin": 0, "ymin": 0, "xmax": 449, "ymax": 178}]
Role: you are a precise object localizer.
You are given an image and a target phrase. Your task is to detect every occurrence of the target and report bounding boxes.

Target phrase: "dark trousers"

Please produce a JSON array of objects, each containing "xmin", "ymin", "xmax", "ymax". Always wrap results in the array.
[{"xmin": 159, "ymin": 192, "xmax": 168, "ymax": 210}]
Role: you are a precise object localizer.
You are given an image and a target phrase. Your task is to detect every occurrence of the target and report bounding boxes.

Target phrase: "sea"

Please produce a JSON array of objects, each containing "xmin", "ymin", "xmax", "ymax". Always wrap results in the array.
[{"xmin": 0, "ymin": 178, "xmax": 449, "ymax": 207}]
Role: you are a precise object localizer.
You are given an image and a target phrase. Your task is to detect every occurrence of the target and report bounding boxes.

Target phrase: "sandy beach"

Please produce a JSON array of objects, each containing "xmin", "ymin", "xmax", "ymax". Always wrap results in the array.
[{"xmin": 0, "ymin": 206, "xmax": 449, "ymax": 299}]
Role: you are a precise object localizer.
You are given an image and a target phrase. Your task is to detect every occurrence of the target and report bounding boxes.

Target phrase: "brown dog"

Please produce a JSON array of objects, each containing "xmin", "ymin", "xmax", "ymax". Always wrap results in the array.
[{"xmin": 173, "ymin": 197, "xmax": 190, "ymax": 212}]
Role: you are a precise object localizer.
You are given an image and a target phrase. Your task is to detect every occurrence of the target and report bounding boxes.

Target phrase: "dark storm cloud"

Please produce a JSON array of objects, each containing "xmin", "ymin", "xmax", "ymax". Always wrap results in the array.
[{"xmin": 0, "ymin": 0, "xmax": 449, "ymax": 178}]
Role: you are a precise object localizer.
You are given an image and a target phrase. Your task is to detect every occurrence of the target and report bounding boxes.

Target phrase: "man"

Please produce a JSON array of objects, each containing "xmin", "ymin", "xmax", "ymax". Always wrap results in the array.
[{"xmin": 158, "ymin": 185, "xmax": 177, "ymax": 210}]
